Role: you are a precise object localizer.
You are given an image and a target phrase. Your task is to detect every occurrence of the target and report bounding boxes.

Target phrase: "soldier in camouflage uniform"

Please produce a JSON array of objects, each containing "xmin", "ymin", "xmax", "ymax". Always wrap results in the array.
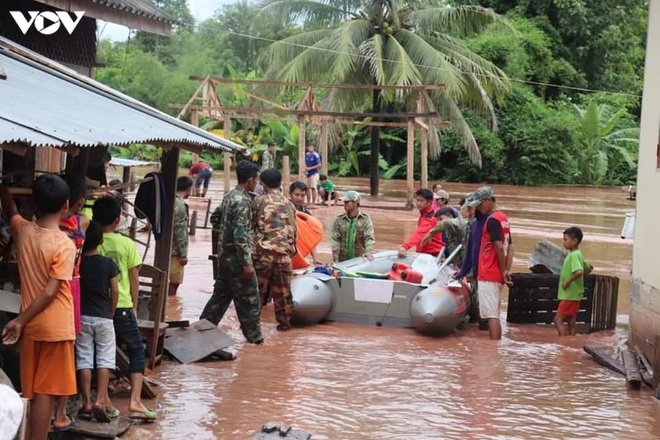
[
  {"xmin": 331, "ymin": 191, "xmax": 375, "ymax": 263},
  {"xmin": 169, "ymin": 176, "xmax": 192, "ymax": 297},
  {"xmin": 200, "ymin": 160, "xmax": 264, "ymax": 344},
  {"xmin": 421, "ymin": 206, "xmax": 469, "ymax": 267},
  {"xmin": 252, "ymin": 169, "xmax": 298, "ymax": 330}
]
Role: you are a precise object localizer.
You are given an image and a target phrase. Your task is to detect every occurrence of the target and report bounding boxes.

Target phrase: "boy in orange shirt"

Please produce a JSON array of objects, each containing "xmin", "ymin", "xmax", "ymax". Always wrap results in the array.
[{"xmin": 1, "ymin": 174, "xmax": 77, "ymax": 439}]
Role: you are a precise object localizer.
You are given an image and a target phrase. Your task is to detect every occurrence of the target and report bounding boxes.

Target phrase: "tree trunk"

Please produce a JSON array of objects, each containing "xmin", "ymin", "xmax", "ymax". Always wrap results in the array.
[{"xmin": 370, "ymin": 88, "xmax": 382, "ymax": 196}]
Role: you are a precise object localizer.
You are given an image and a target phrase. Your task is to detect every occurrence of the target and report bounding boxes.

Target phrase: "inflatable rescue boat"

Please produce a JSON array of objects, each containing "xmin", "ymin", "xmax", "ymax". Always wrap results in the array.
[{"xmin": 291, "ymin": 249, "xmax": 471, "ymax": 336}]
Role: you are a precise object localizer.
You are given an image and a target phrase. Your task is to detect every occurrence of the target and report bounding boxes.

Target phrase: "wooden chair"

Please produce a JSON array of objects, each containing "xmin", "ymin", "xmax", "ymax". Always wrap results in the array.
[{"xmin": 136, "ymin": 264, "xmax": 168, "ymax": 369}]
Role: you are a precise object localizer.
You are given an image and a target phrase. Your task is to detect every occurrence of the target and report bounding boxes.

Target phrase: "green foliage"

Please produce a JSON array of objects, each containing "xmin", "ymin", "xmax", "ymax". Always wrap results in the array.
[{"xmin": 95, "ymin": 0, "xmax": 645, "ymax": 188}]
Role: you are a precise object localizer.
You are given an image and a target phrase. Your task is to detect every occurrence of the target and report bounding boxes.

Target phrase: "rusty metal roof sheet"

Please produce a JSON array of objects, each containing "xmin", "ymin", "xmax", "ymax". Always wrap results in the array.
[{"xmin": 0, "ymin": 38, "xmax": 244, "ymax": 154}]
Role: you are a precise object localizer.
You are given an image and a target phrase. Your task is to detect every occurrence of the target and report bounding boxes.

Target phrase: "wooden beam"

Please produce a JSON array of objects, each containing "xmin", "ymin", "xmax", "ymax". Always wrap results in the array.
[
  {"xmin": 420, "ymin": 127, "xmax": 428, "ymax": 190},
  {"xmin": 282, "ymin": 156, "xmax": 291, "ymax": 196},
  {"xmin": 406, "ymin": 119, "xmax": 415, "ymax": 210},
  {"xmin": 193, "ymin": 113, "xmax": 449, "ymax": 128},
  {"xmin": 169, "ymin": 105, "xmax": 439, "ymax": 120},
  {"xmin": 0, "ymin": 143, "xmax": 27, "ymax": 157},
  {"xmin": 190, "ymin": 109, "xmax": 199, "ymax": 164},
  {"xmin": 36, "ymin": 0, "xmax": 172, "ymax": 36},
  {"xmin": 320, "ymin": 120, "xmax": 328, "ymax": 176},
  {"xmin": 153, "ymin": 146, "xmax": 179, "ymax": 322},
  {"xmin": 654, "ymin": 335, "xmax": 660, "ymax": 389},
  {"xmin": 298, "ymin": 117, "xmax": 306, "ymax": 181},
  {"xmin": 192, "ymin": 77, "xmax": 446, "ymax": 91},
  {"xmin": 223, "ymin": 115, "xmax": 232, "ymax": 195}
]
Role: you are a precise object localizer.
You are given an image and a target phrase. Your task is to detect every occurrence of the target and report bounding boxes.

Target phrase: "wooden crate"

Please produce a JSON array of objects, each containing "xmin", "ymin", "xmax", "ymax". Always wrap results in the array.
[{"xmin": 507, "ymin": 273, "xmax": 618, "ymax": 332}]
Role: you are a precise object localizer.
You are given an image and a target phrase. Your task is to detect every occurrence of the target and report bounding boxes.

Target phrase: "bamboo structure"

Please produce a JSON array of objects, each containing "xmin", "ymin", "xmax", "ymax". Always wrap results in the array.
[{"xmin": 172, "ymin": 77, "xmax": 450, "ymax": 207}]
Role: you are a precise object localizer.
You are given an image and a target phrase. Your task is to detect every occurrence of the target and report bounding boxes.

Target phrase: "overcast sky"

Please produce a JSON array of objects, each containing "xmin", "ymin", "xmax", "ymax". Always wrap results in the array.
[{"xmin": 98, "ymin": 0, "xmax": 237, "ymax": 41}]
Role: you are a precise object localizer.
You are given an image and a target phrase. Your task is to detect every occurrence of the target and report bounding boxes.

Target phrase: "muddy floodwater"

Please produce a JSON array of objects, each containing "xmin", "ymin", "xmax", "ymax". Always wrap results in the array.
[{"xmin": 116, "ymin": 173, "xmax": 658, "ymax": 439}]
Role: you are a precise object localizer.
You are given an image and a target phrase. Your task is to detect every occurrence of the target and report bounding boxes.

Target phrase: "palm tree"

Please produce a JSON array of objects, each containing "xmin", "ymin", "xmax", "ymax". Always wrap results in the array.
[
  {"xmin": 259, "ymin": 0, "xmax": 513, "ymax": 195},
  {"xmin": 573, "ymin": 102, "xmax": 639, "ymax": 185}
]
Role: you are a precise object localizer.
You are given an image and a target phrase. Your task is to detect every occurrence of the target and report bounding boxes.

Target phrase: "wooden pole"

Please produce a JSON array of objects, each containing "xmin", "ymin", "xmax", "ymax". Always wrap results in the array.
[
  {"xmin": 406, "ymin": 118, "xmax": 415, "ymax": 209},
  {"xmin": 282, "ymin": 155, "xmax": 291, "ymax": 194},
  {"xmin": 154, "ymin": 146, "xmax": 179, "ymax": 321},
  {"xmin": 298, "ymin": 116, "xmax": 306, "ymax": 181},
  {"xmin": 191, "ymin": 109, "xmax": 199, "ymax": 164},
  {"xmin": 223, "ymin": 114, "xmax": 232, "ymax": 195},
  {"xmin": 320, "ymin": 120, "xmax": 328, "ymax": 176},
  {"xmin": 421, "ymin": 127, "xmax": 428, "ymax": 190}
]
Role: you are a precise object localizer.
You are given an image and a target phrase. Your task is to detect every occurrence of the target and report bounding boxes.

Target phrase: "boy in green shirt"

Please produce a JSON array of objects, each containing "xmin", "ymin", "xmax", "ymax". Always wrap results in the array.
[
  {"xmin": 554, "ymin": 226, "xmax": 592, "ymax": 336},
  {"xmin": 317, "ymin": 175, "xmax": 338, "ymax": 206}
]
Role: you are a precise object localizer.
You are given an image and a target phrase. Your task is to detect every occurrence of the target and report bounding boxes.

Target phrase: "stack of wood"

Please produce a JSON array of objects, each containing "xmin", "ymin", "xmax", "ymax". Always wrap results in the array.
[{"xmin": 584, "ymin": 344, "xmax": 656, "ymax": 392}]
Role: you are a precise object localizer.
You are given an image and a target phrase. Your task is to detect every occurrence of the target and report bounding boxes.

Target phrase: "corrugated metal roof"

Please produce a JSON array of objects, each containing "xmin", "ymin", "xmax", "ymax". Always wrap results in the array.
[
  {"xmin": 110, "ymin": 157, "xmax": 158, "ymax": 167},
  {"xmin": 91, "ymin": 0, "xmax": 177, "ymax": 23},
  {"xmin": 0, "ymin": 37, "xmax": 245, "ymax": 154}
]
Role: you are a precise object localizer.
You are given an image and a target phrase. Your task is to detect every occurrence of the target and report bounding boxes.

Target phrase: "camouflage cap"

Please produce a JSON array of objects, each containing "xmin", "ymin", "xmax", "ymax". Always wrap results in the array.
[
  {"xmin": 341, "ymin": 190, "xmax": 361, "ymax": 203},
  {"xmin": 468, "ymin": 186, "xmax": 494, "ymax": 207},
  {"xmin": 434, "ymin": 190, "xmax": 449, "ymax": 200}
]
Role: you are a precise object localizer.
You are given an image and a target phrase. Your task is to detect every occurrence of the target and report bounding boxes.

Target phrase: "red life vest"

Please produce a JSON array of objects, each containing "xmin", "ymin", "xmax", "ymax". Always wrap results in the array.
[{"xmin": 477, "ymin": 211, "xmax": 511, "ymax": 283}]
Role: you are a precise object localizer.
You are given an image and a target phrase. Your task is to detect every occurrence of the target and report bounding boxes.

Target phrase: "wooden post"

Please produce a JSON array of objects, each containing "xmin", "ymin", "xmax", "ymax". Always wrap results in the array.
[
  {"xmin": 653, "ymin": 335, "xmax": 660, "ymax": 389},
  {"xmin": 282, "ymin": 155, "xmax": 291, "ymax": 194},
  {"xmin": 320, "ymin": 120, "xmax": 328, "ymax": 176},
  {"xmin": 122, "ymin": 166, "xmax": 131, "ymax": 188},
  {"xmin": 420, "ymin": 127, "xmax": 428, "ymax": 190},
  {"xmin": 223, "ymin": 114, "xmax": 232, "ymax": 195},
  {"xmin": 406, "ymin": 118, "xmax": 415, "ymax": 209},
  {"xmin": 153, "ymin": 146, "xmax": 179, "ymax": 321},
  {"xmin": 298, "ymin": 116, "xmax": 306, "ymax": 180},
  {"xmin": 191, "ymin": 109, "xmax": 199, "ymax": 164}
]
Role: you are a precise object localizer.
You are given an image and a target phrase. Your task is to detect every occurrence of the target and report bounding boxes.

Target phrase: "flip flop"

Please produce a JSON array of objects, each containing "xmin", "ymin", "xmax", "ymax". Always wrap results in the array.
[
  {"xmin": 92, "ymin": 406, "xmax": 111, "ymax": 423},
  {"xmin": 51, "ymin": 417, "xmax": 74, "ymax": 432},
  {"xmin": 77, "ymin": 408, "xmax": 93, "ymax": 421},
  {"xmin": 129, "ymin": 409, "xmax": 157, "ymax": 422}
]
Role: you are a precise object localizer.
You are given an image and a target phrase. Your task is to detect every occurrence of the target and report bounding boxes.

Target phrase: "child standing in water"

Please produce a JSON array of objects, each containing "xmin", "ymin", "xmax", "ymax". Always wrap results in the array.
[{"xmin": 554, "ymin": 226, "xmax": 593, "ymax": 336}]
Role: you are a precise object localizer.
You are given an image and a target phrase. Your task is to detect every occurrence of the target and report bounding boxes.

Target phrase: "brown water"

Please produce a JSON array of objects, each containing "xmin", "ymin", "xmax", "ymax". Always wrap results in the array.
[{"xmin": 115, "ymin": 172, "xmax": 658, "ymax": 440}]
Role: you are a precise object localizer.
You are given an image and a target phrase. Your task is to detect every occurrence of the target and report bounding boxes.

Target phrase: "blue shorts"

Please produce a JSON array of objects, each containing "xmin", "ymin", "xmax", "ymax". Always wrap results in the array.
[
  {"xmin": 75, "ymin": 315, "xmax": 116, "ymax": 370},
  {"xmin": 195, "ymin": 167, "xmax": 213, "ymax": 190}
]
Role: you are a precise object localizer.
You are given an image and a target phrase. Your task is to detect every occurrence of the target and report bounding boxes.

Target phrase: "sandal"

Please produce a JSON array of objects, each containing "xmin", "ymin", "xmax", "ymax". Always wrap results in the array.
[
  {"xmin": 129, "ymin": 409, "xmax": 157, "ymax": 422},
  {"xmin": 51, "ymin": 417, "xmax": 74, "ymax": 432},
  {"xmin": 77, "ymin": 408, "xmax": 92, "ymax": 421},
  {"xmin": 92, "ymin": 406, "xmax": 111, "ymax": 423}
]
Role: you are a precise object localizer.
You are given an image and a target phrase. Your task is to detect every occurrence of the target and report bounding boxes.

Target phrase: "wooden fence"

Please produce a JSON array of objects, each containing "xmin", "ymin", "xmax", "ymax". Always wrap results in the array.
[{"xmin": 507, "ymin": 273, "xmax": 618, "ymax": 333}]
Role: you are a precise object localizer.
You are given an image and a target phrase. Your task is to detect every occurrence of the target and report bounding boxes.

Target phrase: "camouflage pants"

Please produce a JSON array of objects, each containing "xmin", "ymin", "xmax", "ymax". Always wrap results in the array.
[
  {"xmin": 199, "ymin": 254, "xmax": 263, "ymax": 342},
  {"xmin": 254, "ymin": 256, "xmax": 293, "ymax": 328}
]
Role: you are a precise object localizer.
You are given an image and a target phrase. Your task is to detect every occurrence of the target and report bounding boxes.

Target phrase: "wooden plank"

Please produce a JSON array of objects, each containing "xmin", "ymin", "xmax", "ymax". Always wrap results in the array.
[
  {"xmin": 191, "ymin": 108, "xmax": 200, "ymax": 164},
  {"xmin": 635, "ymin": 345, "xmax": 654, "ymax": 376},
  {"xmin": 195, "ymin": 77, "xmax": 446, "ymax": 91},
  {"xmin": 622, "ymin": 349, "xmax": 642, "ymax": 389},
  {"xmin": 584, "ymin": 345, "xmax": 625, "ymax": 376}
]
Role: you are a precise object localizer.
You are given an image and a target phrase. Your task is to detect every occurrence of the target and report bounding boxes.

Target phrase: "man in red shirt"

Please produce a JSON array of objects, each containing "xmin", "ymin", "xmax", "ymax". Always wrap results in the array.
[
  {"xmin": 188, "ymin": 161, "xmax": 213, "ymax": 197},
  {"xmin": 471, "ymin": 186, "xmax": 513, "ymax": 340},
  {"xmin": 398, "ymin": 189, "xmax": 445, "ymax": 258}
]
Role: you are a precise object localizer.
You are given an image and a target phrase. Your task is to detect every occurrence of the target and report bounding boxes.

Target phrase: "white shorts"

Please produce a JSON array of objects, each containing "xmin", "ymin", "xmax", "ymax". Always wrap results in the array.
[
  {"xmin": 478, "ymin": 281, "xmax": 503, "ymax": 319},
  {"xmin": 306, "ymin": 174, "xmax": 319, "ymax": 189}
]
